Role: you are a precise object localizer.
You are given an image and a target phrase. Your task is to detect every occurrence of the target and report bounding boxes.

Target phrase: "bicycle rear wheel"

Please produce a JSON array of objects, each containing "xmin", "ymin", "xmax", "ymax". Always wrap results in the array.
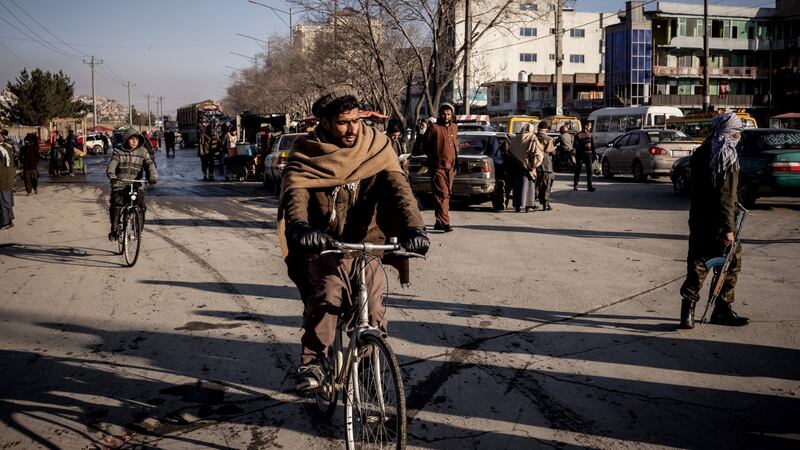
[
  {"xmin": 123, "ymin": 210, "xmax": 141, "ymax": 267},
  {"xmin": 345, "ymin": 333, "xmax": 406, "ymax": 450}
]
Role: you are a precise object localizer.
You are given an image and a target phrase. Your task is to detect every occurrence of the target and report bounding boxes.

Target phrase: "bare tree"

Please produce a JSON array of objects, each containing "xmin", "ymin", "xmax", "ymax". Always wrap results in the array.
[{"xmin": 225, "ymin": 1, "xmax": 516, "ymax": 125}]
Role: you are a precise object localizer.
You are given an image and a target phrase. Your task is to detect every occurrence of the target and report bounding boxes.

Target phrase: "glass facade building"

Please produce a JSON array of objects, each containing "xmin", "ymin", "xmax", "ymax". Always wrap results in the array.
[{"xmin": 605, "ymin": 28, "xmax": 652, "ymax": 106}]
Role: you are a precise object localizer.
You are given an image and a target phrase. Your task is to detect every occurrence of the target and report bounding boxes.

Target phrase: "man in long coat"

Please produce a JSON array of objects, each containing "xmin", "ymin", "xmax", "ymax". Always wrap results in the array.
[{"xmin": 423, "ymin": 103, "xmax": 458, "ymax": 232}]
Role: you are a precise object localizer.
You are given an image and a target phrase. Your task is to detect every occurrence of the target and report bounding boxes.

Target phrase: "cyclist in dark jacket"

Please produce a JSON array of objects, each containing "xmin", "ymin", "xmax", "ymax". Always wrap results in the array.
[{"xmin": 106, "ymin": 128, "xmax": 157, "ymax": 241}]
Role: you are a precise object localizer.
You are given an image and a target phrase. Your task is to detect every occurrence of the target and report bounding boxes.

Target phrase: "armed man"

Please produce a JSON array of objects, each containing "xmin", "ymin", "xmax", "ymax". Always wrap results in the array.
[{"xmin": 679, "ymin": 112, "xmax": 749, "ymax": 329}]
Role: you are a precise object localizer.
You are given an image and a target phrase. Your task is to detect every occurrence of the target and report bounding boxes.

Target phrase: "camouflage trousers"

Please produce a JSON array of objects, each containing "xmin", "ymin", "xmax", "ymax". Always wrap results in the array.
[{"xmin": 680, "ymin": 235, "xmax": 742, "ymax": 305}]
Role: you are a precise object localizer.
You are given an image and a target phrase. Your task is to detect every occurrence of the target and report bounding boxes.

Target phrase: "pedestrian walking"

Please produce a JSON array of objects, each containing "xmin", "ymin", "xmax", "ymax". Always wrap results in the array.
[
  {"xmin": 535, "ymin": 122, "xmax": 556, "ymax": 211},
  {"xmin": 221, "ymin": 125, "xmax": 237, "ymax": 181},
  {"xmin": 559, "ymin": 124, "xmax": 575, "ymax": 169},
  {"xmin": 509, "ymin": 123, "xmax": 542, "ymax": 212},
  {"xmin": 20, "ymin": 133, "xmax": 40, "ymax": 195},
  {"xmin": 409, "ymin": 119, "xmax": 428, "ymax": 156},
  {"xmin": 679, "ymin": 112, "xmax": 749, "ymax": 329},
  {"xmin": 422, "ymin": 103, "xmax": 458, "ymax": 232},
  {"xmin": 573, "ymin": 120, "xmax": 596, "ymax": 192},
  {"xmin": 499, "ymin": 139, "xmax": 515, "ymax": 208},
  {"xmin": 164, "ymin": 130, "xmax": 176, "ymax": 157},
  {"xmin": 198, "ymin": 122, "xmax": 219, "ymax": 181},
  {"xmin": 49, "ymin": 132, "xmax": 63, "ymax": 176},
  {"xmin": 63, "ymin": 129, "xmax": 77, "ymax": 176},
  {"xmin": 0, "ymin": 130, "xmax": 16, "ymax": 230}
]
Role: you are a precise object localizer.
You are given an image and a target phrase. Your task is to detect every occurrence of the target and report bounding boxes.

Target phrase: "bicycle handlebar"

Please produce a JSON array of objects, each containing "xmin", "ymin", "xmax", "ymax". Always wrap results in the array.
[
  {"xmin": 322, "ymin": 239, "xmax": 425, "ymax": 259},
  {"xmin": 118, "ymin": 179, "xmax": 147, "ymax": 184}
]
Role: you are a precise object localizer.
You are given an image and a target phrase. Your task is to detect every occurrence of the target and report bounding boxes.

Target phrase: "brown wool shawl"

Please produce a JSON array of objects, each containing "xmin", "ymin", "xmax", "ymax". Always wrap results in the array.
[
  {"xmin": 277, "ymin": 123, "xmax": 404, "ymax": 257},
  {"xmin": 281, "ymin": 124, "xmax": 402, "ymax": 191}
]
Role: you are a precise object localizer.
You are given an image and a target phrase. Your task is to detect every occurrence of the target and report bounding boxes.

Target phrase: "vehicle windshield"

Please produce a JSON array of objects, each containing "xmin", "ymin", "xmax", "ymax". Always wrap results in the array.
[
  {"xmin": 752, "ymin": 131, "xmax": 800, "ymax": 150},
  {"xmin": 458, "ymin": 134, "xmax": 501, "ymax": 156},
  {"xmin": 742, "ymin": 119, "xmax": 756, "ymax": 128},
  {"xmin": 511, "ymin": 121, "xmax": 538, "ymax": 134},
  {"xmin": 645, "ymin": 130, "xmax": 691, "ymax": 143},
  {"xmin": 278, "ymin": 135, "xmax": 300, "ymax": 151},
  {"xmin": 552, "ymin": 120, "xmax": 580, "ymax": 132}
]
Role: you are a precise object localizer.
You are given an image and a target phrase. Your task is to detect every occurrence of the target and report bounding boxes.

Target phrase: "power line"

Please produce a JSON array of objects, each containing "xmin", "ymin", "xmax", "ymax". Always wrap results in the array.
[
  {"xmin": 0, "ymin": 0, "xmax": 83, "ymax": 59},
  {"xmin": 475, "ymin": 0, "xmax": 660, "ymax": 55},
  {"xmin": 0, "ymin": 37, "xmax": 27, "ymax": 66},
  {"xmin": 6, "ymin": 0, "xmax": 89, "ymax": 57}
]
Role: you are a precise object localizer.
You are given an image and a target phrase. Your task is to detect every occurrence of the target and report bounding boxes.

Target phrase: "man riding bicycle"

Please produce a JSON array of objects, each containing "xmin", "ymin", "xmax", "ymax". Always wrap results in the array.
[
  {"xmin": 278, "ymin": 84, "xmax": 430, "ymax": 391},
  {"xmin": 106, "ymin": 128, "xmax": 157, "ymax": 241}
]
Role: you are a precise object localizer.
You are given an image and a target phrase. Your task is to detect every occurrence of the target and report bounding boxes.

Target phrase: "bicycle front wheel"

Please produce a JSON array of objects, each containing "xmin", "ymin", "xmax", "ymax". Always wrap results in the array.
[
  {"xmin": 123, "ymin": 210, "xmax": 141, "ymax": 267},
  {"xmin": 345, "ymin": 334, "xmax": 406, "ymax": 450}
]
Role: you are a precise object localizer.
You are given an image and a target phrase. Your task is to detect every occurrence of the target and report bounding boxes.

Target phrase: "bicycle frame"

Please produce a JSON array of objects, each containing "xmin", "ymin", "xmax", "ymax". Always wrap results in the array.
[
  {"xmin": 319, "ymin": 240, "xmax": 422, "ymax": 393},
  {"xmin": 117, "ymin": 179, "xmax": 146, "ymax": 225}
]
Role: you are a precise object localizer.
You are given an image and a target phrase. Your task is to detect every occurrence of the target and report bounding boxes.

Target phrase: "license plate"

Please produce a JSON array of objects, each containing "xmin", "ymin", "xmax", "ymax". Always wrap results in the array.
[{"xmin": 672, "ymin": 150, "xmax": 690, "ymax": 157}]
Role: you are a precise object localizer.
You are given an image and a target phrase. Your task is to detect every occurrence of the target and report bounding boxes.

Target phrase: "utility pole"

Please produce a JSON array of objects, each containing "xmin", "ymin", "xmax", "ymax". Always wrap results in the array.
[
  {"xmin": 146, "ymin": 94, "xmax": 152, "ymax": 130},
  {"xmin": 124, "ymin": 81, "xmax": 135, "ymax": 127},
  {"xmin": 158, "ymin": 96, "xmax": 164, "ymax": 127},
  {"xmin": 555, "ymin": 0, "xmax": 564, "ymax": 115},
  {"xmin": 702, "ymin": 0, "xmax": 710, "ymax": 111},
  {"xmin": 463, "ymin": 0, "xmax": 471, "ymax": 114},
  {"xmin": 83, "ymin": 56, "xmax": 103, "ymax": 129}
]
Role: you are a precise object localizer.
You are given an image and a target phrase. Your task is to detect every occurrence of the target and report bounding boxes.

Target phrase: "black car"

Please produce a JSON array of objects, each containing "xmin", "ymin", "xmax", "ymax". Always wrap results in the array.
[{"xmin": 671, "ymin": 128, "xmax": 800, "ymax": 207}]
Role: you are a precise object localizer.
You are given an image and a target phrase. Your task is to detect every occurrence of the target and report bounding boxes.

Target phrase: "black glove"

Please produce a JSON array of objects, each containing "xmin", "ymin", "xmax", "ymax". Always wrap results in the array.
[
  {"xmin": 286, "ymin": 221, "xmax": 327, "ymax": 254},
  {"xmin": 148, "ymin": 179, "xmax": 157, "ymax": 186},
  {"xmin": 401, "ymin": 228, "xmax": 430, "ymax": 256}
]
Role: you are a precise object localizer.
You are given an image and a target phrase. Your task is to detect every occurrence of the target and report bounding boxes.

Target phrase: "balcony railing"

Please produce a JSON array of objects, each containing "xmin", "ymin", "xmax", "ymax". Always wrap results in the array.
[
  {"xmin": 652, "ymin": 66, "xmax": 767, "ymax": 78},
  {"xmin": 651, "ymin": 94, "xmax": 767, "ymax": 108}
]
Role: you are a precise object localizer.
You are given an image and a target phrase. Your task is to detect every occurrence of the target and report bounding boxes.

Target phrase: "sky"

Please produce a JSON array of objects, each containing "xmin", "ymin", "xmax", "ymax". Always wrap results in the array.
[{"xmin": 0, "ymin": 0, "xmax": 775, "ymax": 117}]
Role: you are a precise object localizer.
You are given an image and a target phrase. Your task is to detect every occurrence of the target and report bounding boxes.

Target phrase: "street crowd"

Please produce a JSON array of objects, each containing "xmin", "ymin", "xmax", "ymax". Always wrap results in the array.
[{"xmin": 1, "ymin": 86, "xmax": 752, "ymax": 393}]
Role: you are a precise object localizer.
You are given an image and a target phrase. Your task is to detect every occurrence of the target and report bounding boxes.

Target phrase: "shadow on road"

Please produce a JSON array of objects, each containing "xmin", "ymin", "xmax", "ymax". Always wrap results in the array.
[
  {"xmin": 0, "ymin": 243, "xmax": 125, "ymax": 268},
  {"xmin": 456, "ymin": 224, "xmax": 800, "ymax": 246},
  {"xmin": 147, "ymin": 218, "xmax": 277, "ymax": 230},
  {"xmin": 138, "ymin": 280, "xmax": 298, "ymax": 299},
  {"xmin": 2, "ymin": 305, "xmax": 795, "ymax": 449}
]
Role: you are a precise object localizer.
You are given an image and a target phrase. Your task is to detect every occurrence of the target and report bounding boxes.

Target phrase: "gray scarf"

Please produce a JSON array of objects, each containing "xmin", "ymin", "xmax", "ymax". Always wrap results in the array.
[{"xmin": 709, "ymin": 112, "xmax": 742, "ymax": 184}]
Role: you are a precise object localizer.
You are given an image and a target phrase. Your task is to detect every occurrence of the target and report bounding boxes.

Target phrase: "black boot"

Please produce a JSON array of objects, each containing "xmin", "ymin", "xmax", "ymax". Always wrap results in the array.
[
  {"xmin": 709, "ymin": 301, "xmax": 749, "ymax": 326},
  {"xmin": 679, "ymin": 298, "xmax": 696, "ymax": 329}
]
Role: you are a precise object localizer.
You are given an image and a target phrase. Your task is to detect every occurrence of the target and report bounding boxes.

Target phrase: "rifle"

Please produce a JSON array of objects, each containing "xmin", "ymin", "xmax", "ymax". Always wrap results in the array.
[{"xmin": 698, "ymin": 202, "xmax": 749, "ymax": 324}]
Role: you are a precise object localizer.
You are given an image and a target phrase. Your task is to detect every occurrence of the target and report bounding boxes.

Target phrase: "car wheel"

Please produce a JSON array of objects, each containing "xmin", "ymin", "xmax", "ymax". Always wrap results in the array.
[
  {"xmin": 672, "ymin": 170, "xmax": 689, "ymax": 196},
  {"xmin": 632, "ymin": 160, "xmax": 646, "ymax": 183},
  {"xmin": 602, "ymin": 158, "xmax": 614, "ymax": 179},
  {"xmin": 262, "ymin": 172, "xmax": 271, "ymax": 190},
  {"xmin": 737, "ymin": 177, "xmax": 756, "ymax": 208},
  {"xmin": 93, "ymin": 145, "xmax": 102, "ymax": 154}
]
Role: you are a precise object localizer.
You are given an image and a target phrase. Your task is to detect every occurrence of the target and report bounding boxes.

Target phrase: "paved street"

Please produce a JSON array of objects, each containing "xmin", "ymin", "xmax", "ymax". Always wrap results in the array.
[{"xmin": 1, "ymin": 148, "xmax": 799, "ymax": 449}]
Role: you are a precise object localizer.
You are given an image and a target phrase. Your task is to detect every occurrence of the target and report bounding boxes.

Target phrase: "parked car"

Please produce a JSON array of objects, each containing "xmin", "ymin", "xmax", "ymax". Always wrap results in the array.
[
  {"xmin": 85, "ymin": 133, "xmax": 106, "ymax": 155},
  {"xmin": 457, "ymin": 122, "xmax": 495, "ymax": 132},
  {"xmin": 601, "ymin": 129, "xmax": 699, "ymax": 182},
  {"xmin": 671, "ymin": 128, "xmax": 800, "ymax": 207},
  {"xmin": 407, "ymin": 131, "xmax": 509, "ymax": 211},
  {"xmin": 263, "ymin": 132, "xmax": 304, "ymax": 193}
]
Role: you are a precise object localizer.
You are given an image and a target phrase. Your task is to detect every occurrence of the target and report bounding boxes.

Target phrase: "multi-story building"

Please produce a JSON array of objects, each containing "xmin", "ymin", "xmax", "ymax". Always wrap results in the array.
[
  {"xmin": 648, "ymin": 1, "xmax": 774, "ymax": 111},
  {"xmin": 770, "ymin": 0, "xmax": 800, "ymax": 115},
  {"xmin": 458, "ymin": 0, "xmax": 617, "ymax": 116},
  {"xmin": 606, "ymin": 0, "xmax": 799, "ymax": 118},
  {"xmin": 604, "ymin": 0, "xmax": 652, "ymax": 107}
]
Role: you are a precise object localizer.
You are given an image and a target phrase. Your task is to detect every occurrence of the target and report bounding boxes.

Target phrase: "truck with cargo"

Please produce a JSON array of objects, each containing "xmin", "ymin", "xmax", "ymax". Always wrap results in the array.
[{"xmin": 176, "ymin": 100, "xmax": 225, "ymax": 147}]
